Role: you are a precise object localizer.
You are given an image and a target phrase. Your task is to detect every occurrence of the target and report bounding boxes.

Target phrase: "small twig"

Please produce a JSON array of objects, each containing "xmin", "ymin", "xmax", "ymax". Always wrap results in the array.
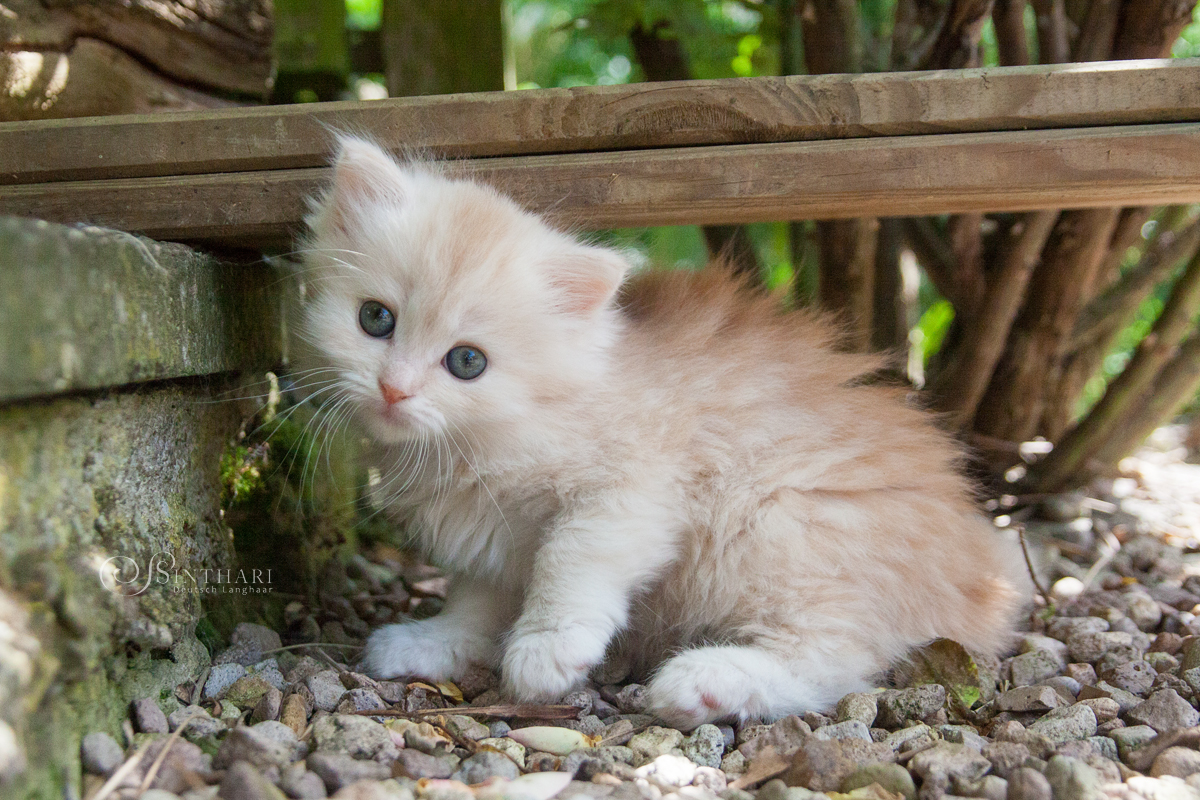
[
  {"xmin": 352, "ymin": 704, "xmax": 579, "ymax": 720},
  {"xmin": 427, "ymin": 714, "xmax": 480, "ymax": 753},
  {"xmin": 1017, "ymin": 524, "xmax": 1053, "ymax": 606},
  {"xmin": 897, "ymin": 741, "xmax": 938, "ymax": 764},
  {"xmin": 87, "ymin": 740, "xmax": 152, "ymax": 800},
  {"xmin": 139, "ymin": 710, "xmax": 201, "ymax": 794},
  {"xmin": 260, "ymin": 642, "xmax": 363, "ymax": 655},
  {"xmin": 598, "ymin": 721, "xmax": 653, "ymax": 747},
  {"xmin": 1079, "ymin": 530, "xmax": 1121, "ymax": 592}
]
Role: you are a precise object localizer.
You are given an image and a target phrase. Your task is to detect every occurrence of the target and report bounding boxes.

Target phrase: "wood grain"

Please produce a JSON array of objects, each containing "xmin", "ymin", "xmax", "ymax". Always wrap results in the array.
[
  {"xmin": 3, "ymin": 123, "xmax": 1199, "ymax": 248},
  {"xmin": 2, "ymin": 59, "xmax": 1199, "ymax": 184}
]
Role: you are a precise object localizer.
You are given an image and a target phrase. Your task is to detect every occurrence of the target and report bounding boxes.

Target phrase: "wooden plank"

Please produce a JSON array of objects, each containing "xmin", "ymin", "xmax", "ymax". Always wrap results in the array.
[
  {"xmin": 1, "ymin": 59, "xmax": 1199, "ymax": 185},
  {"xmin": 2, "ymin": 123, "xmax": 1199, "ymax": 247}
]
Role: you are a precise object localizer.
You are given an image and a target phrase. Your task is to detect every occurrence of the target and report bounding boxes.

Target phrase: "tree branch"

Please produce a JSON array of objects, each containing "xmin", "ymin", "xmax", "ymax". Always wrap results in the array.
[
  {"xmin": 992, "ymin": 0, "xmax": 1030, "ymax": 65},
  {"xmin": 1030, "ymin": 0, "xmax": 1071, "ymax": 62}
]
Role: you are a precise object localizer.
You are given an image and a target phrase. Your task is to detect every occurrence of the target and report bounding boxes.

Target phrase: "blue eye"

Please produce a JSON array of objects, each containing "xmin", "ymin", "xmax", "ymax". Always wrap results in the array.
[
  {"xmin": 359, "ymin": 301, "xmax": 395, "ymax": 338},
  {"xmin": 445, "ymin": 345, "xmax": 487, "ymax": 380}
]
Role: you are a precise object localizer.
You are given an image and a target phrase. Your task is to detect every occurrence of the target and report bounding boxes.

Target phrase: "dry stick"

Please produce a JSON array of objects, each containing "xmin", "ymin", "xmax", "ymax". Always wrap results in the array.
[
  {"xmin": 1070, "ymin": 221, "xmax": 1200, "ymax": 351},
  {"xmin": 597, "ymin": 722, "xmax": 654, "ymax": 748},
  {"xmin": 992, "ymin": 0, "xmax": 1030, "ymax": 65},
  {"xmin": 353, "ymin": 704, "xmax": 581, "ymax": 720},
  {"xmin": 1017, "ymin": 525, "xmax": 1054, "ymax": 607},
  {"xmin": 1090, "ymin": 332, "xmax": 1200, "ymax": 468},
  {"xmin": 1032, "ymin": 244, "xmax": 1200, "ymax": 490},
  {"xmin": 1030, "ymin": 0, "xmax": 1070, "ymax": 62},
  {"xmin": 138, "ymin": 710, "xmax": 202, "ymax": 794},
  {"xmin": 934, "ymin": 210, "xmax": 1058, "ymax": 426},
  {"xmin": 901, "ymin": 218, "xmax": 966, "ymax": 310},
  {"xmin": 260, "ymin": 642, "xmax": 362, "ymax": 654}
]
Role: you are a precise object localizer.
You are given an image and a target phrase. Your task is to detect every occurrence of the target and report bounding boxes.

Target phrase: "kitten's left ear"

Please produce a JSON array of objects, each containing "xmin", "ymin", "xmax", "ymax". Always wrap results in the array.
[
  {"xmin": 316, "ymin": 136, "xmax": 408, "ymax": 236},
  {"xmin": 548, "ymin": 245, "xmax": 631, "ymax": 316}
]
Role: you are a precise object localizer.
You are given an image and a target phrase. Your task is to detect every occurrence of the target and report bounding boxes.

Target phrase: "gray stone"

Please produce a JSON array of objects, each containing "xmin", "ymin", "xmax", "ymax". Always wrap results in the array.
[
  {"xmin": 1076, "ymin": 698, "xmax": 1119, "ymax": 723},
  {"xmin": 1067, "ymin": 632, "xmax": 1136, "ymax": 664},
  {"xmin": 218, "ymin": 761, "xmax": 288, "ymax": 800},
  {"xmin": 278, "ymin": 764, "xmax": 329, "ymax": 799},
  {"xmin": 811, "ymin": 720, "xmax": 872, "ymax": 743},
  {"xmin": 982, "ymin": 742, "xmax": 1030, "ymax": 779},
  {"xmin": 739, "ymin": 716, "xmax": 812, "ymax": 760},
  {"xmin": 312, "ymin": 715, "xmax": 398, "ymax": 761},
  {"xmin": 80, "ymin": 731, "xmax": 124, "ymax": 776},
  {"xmin": 307, "ymin": 752, "xmax": 391, "ymax": 792},
  {"xmin": 613, "ymin": 684, "xmax": 649, "ymax": 714},
  {"xmin": 561, "ymin": 747, "xmax": 636, "ymax": 781},
  {"xmin": 1025, "ymin": 705, "xmax": 1097, "ymax": 744},
  {"xmin": 205, "ymin": 664, "xmax": 248, "ymax": 700},
  {"xmin": 442, "ymin": 715, "xmax": 490, "ymax": 742},
  {"xmin": 131, "ymin": 738, "xmax": 210, "ymax": 794},
  {"xmin": 1010, "ymin": 651, "xmax": 1066, "ymax": 688},
  {"xmin": 1151, "ymin": 747, "xmax": 1200, "ymax": 778},
  {"xmin": 908, "ymin": 743, "xmax": 992, "ymax": 787},
  {"xmin": 169, "ymin": 705, "xmax": 225, "ymax": 739},
  {"xmin": 939, "ymin": 725, "xmax": 988, "ymax": 751},
  {"xmin": 884, "ymin": 724, "xmax": 935, "ymax": 753},
  {"xmin": 1103, "ymin": 660, "xmax": 1156, "ymax": 695},
  {"xmin": 1006, "ymin": 767, "xmax": 1051, "ymax": 800},
  {"xmin": 0, "ymin": 217, "xmax": 284, "ymax": 402},
  {"xmin": 783, "ymin": 738, "xmax": 895, "ymax": 792},
  {"xmin": 336, "ymin": 689, "xmax": 386, "ymax": 714},
  {"xmin": 840, "ymin": 762, "xmax": 916, "ymax": 800},
  {"xmin": 1043, "ymin": 755, "xmax": 1102, "ymax": 800},
  {"xmin": 133, "ymin": 698, "xmax": 170, "ymax": 734},
  {"xmin": 876, "ymin": 685, "xmax": 946, "ymax": 728},
  {"xmin": 251, "ymin": 660, "xmax": 287, "ymax": 692},
  {"xmin": 391, "ymin": 749, "xmax": 457, "ymax": 779},
  {"xmin": 681, "ymin": 724, "xmax": 726, "ymax": 768},
  {"xmin": 1108, "ymin": 725, "xmax": 1158, "ymax": 762},
  {"xmin": 1079, "ymin": 681, "xmax": 1143, "ymax": 713},
  {"xmin": 476, "ymin": 737, "xmax": 525, "ymax": 769},
  {"xmin": 214, "ymin": 725, "xmax": 305, "ymax": 770},
  {"xmin": 253, "ymin": 687, "xmax": 284, "ymax": 724},
  {"xmin": 1127, "ymin": 689, "xmax": 1200, "ymax": 733},
  {"xmin": 1047, "ymin": 618, "xmax": 1108, "ymax": 643},
  {"xmin": 835, "ymin": 694, "xmax": 880, "ymax": 727},
  {"xmin": 1085, "ymin": 736, "xmax": 1118, "ymax": 762},
  {"xmin": 452, "ymin": 750, "xmax": 521, "ymax": 784},
  {"xmin": 628, "ymin": 726, "xmax": 685, "ymax": 766},
  {"xmin": 1124, "ymin": 591, "xmax": 1165, "ymax": 631},
  {"xmin": 996, "ymin": 687, "xmax": 1063, "ymax": 713},
  {"xmin": 307, "ymin": 671, "xmax": 348, "ymax": 713}
]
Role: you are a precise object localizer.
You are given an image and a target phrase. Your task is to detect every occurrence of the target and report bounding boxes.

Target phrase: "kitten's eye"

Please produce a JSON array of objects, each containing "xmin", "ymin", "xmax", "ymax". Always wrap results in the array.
[
  {"xmin": 445, "ymin": 345, "xmax": 487, "ymax": 380},
  {"xmin": 359, "ymin": 300, "xmax": 395, "ymax": 338}
]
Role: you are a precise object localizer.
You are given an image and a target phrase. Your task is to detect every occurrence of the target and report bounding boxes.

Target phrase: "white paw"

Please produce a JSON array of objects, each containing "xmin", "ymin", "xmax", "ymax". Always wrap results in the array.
[
  {"xmin": 645, "ymin": 649, "xmax": 756, "ymax": 729},
  {"xmin": 501, "ymin": 624, "xmax": 608, "ymax": 701},
  {"xmin": 361, "ymin": 619, "xmax": 495, "ymax": 681}
]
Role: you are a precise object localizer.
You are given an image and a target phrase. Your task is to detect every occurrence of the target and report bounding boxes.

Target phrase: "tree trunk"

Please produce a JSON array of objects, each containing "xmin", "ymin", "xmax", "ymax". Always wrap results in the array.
[
  {"xmin": 0, "ymin": 0, "xmax": 271, "ymax": 120},
  {"xmin": 381, "ymin": 0, "xmax": 504, "ymax": 96}
]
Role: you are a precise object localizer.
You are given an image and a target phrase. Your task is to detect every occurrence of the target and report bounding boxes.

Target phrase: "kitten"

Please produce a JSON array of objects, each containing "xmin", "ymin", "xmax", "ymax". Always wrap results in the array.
[{"xmin": 299, "ymin": 136, "xmax": 1024, "ymax": 727}]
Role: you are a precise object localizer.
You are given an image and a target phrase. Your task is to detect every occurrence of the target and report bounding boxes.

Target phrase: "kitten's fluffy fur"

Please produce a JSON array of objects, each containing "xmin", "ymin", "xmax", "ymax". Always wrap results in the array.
[{"xmin": 301, "ymin": 137, "xmax": 1023, "ymax": 727}]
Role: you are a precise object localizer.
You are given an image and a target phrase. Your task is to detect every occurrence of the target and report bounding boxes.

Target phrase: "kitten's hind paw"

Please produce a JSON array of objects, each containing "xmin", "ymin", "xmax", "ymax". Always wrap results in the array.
[
  {"xmin": 361, "ymin": 619, "xmax": 494, "ymax": 681},
  {"xmin": 645, "ymin": 648, "xmax": 756, "ymax": 729}
]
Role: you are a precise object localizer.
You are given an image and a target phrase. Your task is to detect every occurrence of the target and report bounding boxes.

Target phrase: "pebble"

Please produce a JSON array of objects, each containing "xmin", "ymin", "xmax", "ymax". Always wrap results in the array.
[
  {"xmin": 307, "ymin": 671, "xmax": 348, "ymax": 713},
  {"xmin": 312, "ymin": 715, "xmax": 398, "ymax": 762},
  {"xmin": 982, "ymin": 742, "xmax": 1031, "ymax": 779},
  {"xmin": 1044, "ymin": 755, "xmax": 1103, "ymax": 800},
  {"xmin": 1150, "ymin": 746, "xmax": 1200, "ymax": 778},
  {"xmin": 1048, "ymin": 618, "xmax": 1109, "ymax": 643},
  {"xmin": 636, "ymin": 754, "xmax": 697, "ymax": 790},
  {"xmin": 451, "ymin": 750, "xmax": 521, "ymax": 783},
  {"xmin": 80, "ymin": 731, "xmax": 124, "ymax": 776},
  {"xmin": 628, "ymin": 727, "xmax": 685, "ymax": 766},
  {"xmin": 226, "ymin": 675, "xmax": 275, "ymax": 708},
  {"xmin": 214, "ymin": 725, "xmax": 305, "ymax": 770},
  {"xmin": 835, "ymin": 694, "xmax": 879, "ymax": 727},
  {"xmin": 1006, "ymin": 767, "xmax": 1052, "ymax": 800},
  {"xmin": 681, "ymin": 724, "xmax": 726, "ymax": 768},
  {"xmin": 784, "ymin": 738, "xmax": 895, "ymax": 792},
  {"xmin": 218, "ymin": 761, "xmax": 288, "ymax": 800},
  {"xmin": 281, "ymin": 693, "xmax": 310, "ymax": 736},
  {"xmin": 996, "ymin": 686, "xmax": 1063, "ymax": 713},
  {"xmin": 336, "ymin": 688, "xmax": 386, "ymax": 714},
  {"xmin": 169, "ymin": 705, "xmax": 225, "ymax": 738},
  {"xmin": 1067, "ymin": 631, "xmax": 1136, "ymax": 664},
  {"xmin": 279, "ymin": 764, "xmax": 328, "ymax": 800},
  {"xmin": 811, "ymin": 720, "xmax": 872, "ymax": 743},
  {"xmin": 252, "ymin": 687, "xmax": 283, "ymax": 723},
  {"xmin": 476, "ymin": 737, "xmax": 525, "ymax": 769},
  {"xmin": 1010, "ymin": 650, "xmax": 1066, "ymax": 687},
  {"xmin": 908, "ymin": 743, "xmax": 992, "ymax": 788},
  {"xmin": 1109, "ymin": 725, "xmax": 1159, "ymax": 762},
  {"xmin": 392, "ymin": 749, "xmax": 456, "ymax": 779},
  {"xmin": 875, "ymin": 685, "xmax": 946, "ymax": 728},
  {"xmin": 1025, "ymin": 704, "xmax": 1097, "ymax": 744},
  {"xmin": 133, "ymin": 698, "xmax": 170, "ymax": 734},
  {"xmin": 1126, "ymin": 689, "xmax": 1200, "ymax": 732},
  {"xmin": 205, "ymin": 663, "xmax": 248, "ymax": 699},
  {"xmin": 840, "ymin": 762, "xmax": 916, "ymax": 800},
  {"xmin": 306, "ymin": 752, "xmax": 391, "ymax": 792}
]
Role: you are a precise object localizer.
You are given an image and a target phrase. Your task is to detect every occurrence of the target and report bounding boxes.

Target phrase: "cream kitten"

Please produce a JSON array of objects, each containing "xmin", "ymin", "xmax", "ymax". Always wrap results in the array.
[{"xmin": 299, "ymin": 136, "xmax": 1023, "ymax": 727}]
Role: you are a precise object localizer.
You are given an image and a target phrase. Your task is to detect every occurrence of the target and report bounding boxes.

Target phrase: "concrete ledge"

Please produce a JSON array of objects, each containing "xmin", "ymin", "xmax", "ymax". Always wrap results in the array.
[{"xmin": 0, "ymin": 215, "xmax": 286, "ymax": 402}]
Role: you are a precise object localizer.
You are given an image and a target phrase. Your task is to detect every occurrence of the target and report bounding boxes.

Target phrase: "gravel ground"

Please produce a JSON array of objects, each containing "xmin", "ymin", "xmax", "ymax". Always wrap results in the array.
[{"xmin": 81, "ymin": 426, "xmax": 1200, "ymax": 800}]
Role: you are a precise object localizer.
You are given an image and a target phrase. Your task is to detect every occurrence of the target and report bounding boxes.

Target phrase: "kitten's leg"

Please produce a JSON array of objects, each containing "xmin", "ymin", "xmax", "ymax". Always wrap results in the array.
[
  {"xmin": 501, "ymin": 495, "xmax": 677, "ymax": 701},
  {"xmin": 645, "ymin": 642, "xmax": 876, "ymax": 729},
  {"xmin": 362, "ymin": 577, "xmax": 516, "ymax": 681}
]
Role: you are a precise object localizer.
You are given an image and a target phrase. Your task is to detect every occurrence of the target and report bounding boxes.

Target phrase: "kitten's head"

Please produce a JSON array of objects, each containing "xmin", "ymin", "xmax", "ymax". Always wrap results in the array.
[{"xmin": 300, "ymin": 136, "xmax": 630, "ymax": 447}]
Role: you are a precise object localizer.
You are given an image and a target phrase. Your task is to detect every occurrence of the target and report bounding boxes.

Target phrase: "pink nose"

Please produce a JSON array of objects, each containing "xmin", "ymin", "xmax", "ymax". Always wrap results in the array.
[{"xmin": 379, "ymin": 380, "xmax": 410, "ymax": 405}]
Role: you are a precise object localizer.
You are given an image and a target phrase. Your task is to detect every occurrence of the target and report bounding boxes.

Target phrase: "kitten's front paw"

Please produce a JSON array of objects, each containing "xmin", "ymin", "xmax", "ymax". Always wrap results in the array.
[
  {"xmin": 646, "ymin": 649, "xmax": 755, "ymax": 729},
  {"xmin": 502, "ymin": 625, "xmax": 608, "ymax": 701},
  {"xmin": 362, "ymin": 620, "xmax": 495, "ymax": 681}
]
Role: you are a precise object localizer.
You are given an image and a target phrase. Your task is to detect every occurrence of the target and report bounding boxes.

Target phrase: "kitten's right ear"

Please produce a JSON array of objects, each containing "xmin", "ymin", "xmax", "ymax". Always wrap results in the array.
[{"xmin": 318, "ymin": 136, "xmax": 407, "ymax": 234}]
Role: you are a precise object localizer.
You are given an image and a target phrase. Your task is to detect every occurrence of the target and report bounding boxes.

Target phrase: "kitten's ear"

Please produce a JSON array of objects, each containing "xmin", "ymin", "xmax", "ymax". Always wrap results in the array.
[
  {"xmin": 319, "ymin": 136, "xmax": 407, "ymax": 233},
  {"xmin": 548, "ymin": 245, "xmax": 631, "ymax": 315}
]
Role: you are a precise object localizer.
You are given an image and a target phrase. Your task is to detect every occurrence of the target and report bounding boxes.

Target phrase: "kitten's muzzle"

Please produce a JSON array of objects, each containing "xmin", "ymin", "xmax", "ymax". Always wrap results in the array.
[{"xmin": 379, "ymin": 380, "xmax": 411, "ymax": 405}]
